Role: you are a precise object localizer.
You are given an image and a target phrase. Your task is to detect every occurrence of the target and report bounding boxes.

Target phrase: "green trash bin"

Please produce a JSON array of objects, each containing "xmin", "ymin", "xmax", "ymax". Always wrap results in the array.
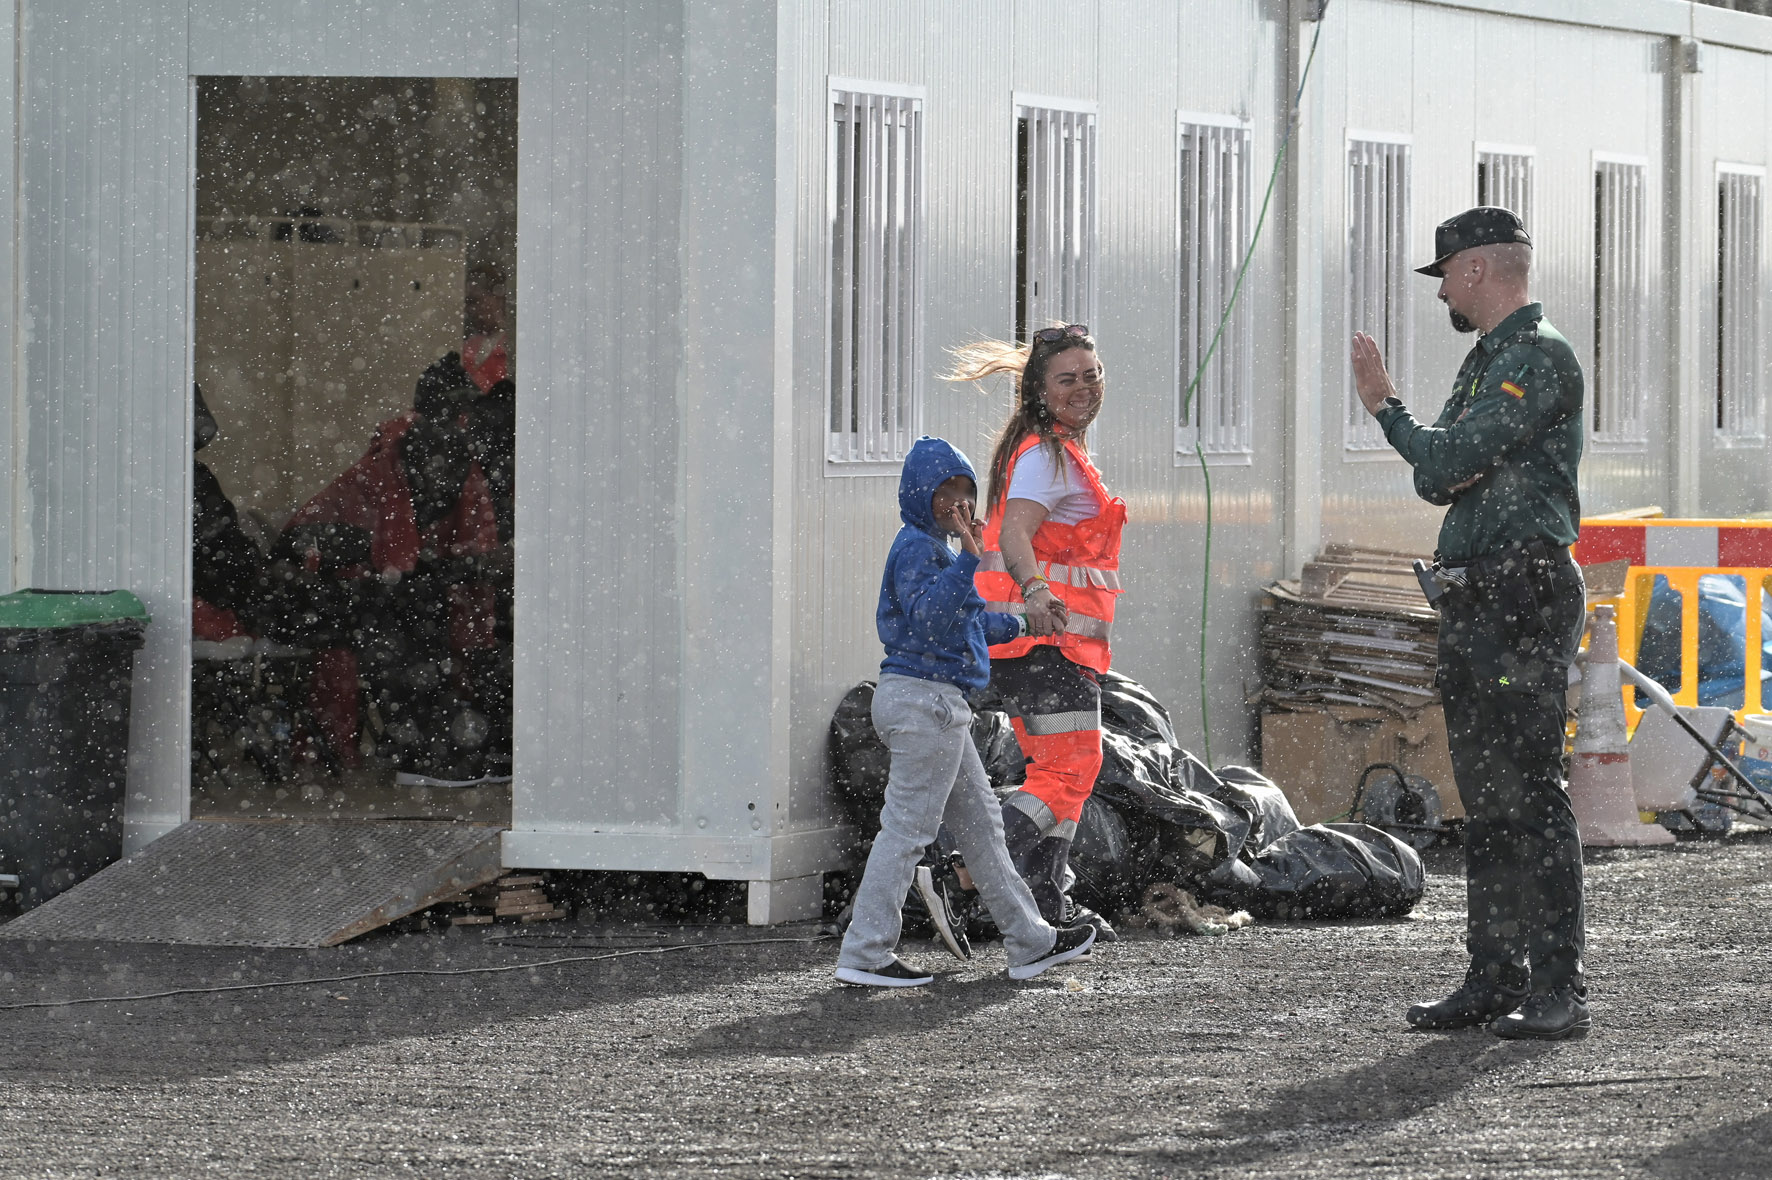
[{"xmin": 0, "ymin": 589, "xmax": 149, "ymax": 910}]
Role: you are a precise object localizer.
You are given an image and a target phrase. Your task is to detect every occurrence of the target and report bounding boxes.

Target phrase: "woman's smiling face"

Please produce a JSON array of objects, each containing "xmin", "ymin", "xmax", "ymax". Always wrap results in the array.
[{"xmin": 1041, "ymin": 347, "xmax": 1105, "ymax": 433}]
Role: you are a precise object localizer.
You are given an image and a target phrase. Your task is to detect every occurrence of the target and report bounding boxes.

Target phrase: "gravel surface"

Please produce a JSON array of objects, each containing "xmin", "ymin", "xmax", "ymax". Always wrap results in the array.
[{"xmin": 1, "ymin": 833, "xmax": 1769, "ymax": 1178}]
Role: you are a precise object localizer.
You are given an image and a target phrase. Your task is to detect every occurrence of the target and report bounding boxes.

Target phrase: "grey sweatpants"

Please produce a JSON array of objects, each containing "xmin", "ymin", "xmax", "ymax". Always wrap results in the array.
[{"xmin": 838, "ymin": 673, "xmax": 1056, "ymax": 971}]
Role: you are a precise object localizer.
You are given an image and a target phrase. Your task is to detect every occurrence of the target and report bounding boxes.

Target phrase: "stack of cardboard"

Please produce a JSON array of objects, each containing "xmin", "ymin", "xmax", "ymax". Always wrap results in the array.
[
  {"xmin": 1257, "ymin": 545, "xmax": 1462, "ymax": 825},
  {"xmin": 1259, "ymin": 544, "xmax": 1440, "ymax": 713}
]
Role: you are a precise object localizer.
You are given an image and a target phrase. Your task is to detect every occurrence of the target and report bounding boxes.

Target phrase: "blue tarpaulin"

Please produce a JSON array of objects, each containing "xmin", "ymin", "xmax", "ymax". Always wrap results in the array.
[{"xmin": 1636, "ymin": 574, "xmax": 1772, "ymax": 708}]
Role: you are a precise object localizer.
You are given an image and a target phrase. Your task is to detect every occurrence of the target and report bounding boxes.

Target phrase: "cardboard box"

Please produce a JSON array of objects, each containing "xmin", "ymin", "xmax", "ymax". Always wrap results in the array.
[{"xmin": 1259, "ymin": 705, "xmax": 1463, "ymax": 825}]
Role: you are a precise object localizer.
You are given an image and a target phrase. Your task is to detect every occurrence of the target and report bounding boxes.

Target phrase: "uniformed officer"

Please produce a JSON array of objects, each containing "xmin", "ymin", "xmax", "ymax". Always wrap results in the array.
[{"xmin": 1351, "ymin": 207, "xmax": 1590, "ymax": 1041}]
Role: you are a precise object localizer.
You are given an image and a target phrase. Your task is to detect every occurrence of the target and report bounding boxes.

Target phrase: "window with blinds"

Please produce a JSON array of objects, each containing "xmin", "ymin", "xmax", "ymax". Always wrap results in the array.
[
  {"xmin": 1592, "ymin": 157, "xmax": 1649, "ymax": 446},
  {"xmin": 1476, "ymin": 147, "xmax": 1533, "ymax": 225},
  {"xmin": 827, "ymin": 84, "xmax": 923, "ymax": 466},
  {"xmin": 1015, "ymin": 101, "xmax": 1097, "ymax": 343},
  {"xmin": 1346, "ymin": 138, "xmax": 1412, "ymax": 452},
  {"xmin": 1176, "ymin": 116, "xmax": 1253, "ymax": 458},
  {"xmin": 1717, "ymin": 166, "xmax": 1765, "ymax": 441}
]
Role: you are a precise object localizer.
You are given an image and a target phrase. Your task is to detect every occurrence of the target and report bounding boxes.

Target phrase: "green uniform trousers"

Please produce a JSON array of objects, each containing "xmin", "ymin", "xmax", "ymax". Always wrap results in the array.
[{"xmin": 1437, "ymin": 544, "xmax": 1587, "ymax": 990}]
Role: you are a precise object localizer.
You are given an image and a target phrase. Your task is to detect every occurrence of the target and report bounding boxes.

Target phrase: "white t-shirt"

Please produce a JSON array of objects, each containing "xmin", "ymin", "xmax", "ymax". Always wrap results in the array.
[{"xmin": 1005, "ymin": 443, "xmax": 1098, "ymax": 525}]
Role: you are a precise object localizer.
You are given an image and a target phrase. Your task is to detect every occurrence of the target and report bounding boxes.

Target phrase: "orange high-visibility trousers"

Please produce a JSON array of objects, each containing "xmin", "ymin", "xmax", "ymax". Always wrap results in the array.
[{"xmin": 994, "ymin": 646, "xmax": 1103, "ymax": 830}]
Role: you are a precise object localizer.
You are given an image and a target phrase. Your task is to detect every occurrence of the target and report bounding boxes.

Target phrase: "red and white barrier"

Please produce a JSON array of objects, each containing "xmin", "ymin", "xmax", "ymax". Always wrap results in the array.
[{"xmin": 1575, "ymin": 519, "xmax": 1772, "ymax": 569}]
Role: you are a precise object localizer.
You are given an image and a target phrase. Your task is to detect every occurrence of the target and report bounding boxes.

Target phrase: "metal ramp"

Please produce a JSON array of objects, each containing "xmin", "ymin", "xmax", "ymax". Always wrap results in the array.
[{"xmin": 0, "ymin": 820, "xmax": 505, "ymax": 947}]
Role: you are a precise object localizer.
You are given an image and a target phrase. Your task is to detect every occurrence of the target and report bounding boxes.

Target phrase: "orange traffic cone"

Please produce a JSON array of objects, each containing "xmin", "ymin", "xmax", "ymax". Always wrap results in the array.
[{"xmin": 1568, "ymin": 604, "xmax": 1674, "ymax": 847}]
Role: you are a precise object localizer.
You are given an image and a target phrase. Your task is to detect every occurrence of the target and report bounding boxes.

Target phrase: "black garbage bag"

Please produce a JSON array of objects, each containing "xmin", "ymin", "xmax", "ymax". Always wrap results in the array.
[
  {"xmin": 1100, "ymin": 669, "xmax": 1179, "ymax": 745},
  {"xmin": 828, "ymin": 681, "xmax": 889, "ymax": 832},
  {"xmin": 972, "ymin": 707, "xmax": 1026, "ymax": 787},
  {"xmin": 1198, "ymin": 822, "xmax": 1425, "ymax": 920},
  {"xmin": 827, "ymin": 671, "xmax": 1425, "ymax": 926},
  {"xmin": 1068, "ymin": 794, "xmax": 1164, "ymax": 914},
  {"xmin": 1091, "ymin": 731, "xmax": 1250, "ymax": 876},
  {"xmin": 826, "ymin": 679, "xmax": 1023, "ymax": 832},
  {"xmin": 1211, "ymin": 765, "xmax": 1302, "ymax": 850}
]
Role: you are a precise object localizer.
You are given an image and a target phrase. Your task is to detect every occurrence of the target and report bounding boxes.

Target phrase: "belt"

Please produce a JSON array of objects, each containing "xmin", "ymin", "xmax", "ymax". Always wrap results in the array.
[{"xmin": 1436, "ymin": 538, "xmax": 1566, "ymax": 588}]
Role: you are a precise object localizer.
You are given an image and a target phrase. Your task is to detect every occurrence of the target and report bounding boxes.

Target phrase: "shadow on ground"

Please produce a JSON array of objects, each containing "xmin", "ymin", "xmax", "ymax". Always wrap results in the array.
[
  {"xmin": 676, "ymin": 973, "xmax": 1026, "ymax": 1060},
  {"xmin": 1649, "ymin": 1111, "xmax": 1772, "ymax": 1177},
  {"xmin": 0, "ymin": 923, "xmax": 835, "ymax": 1085},
  {"xmin": 1136, "ymin": 1032, "xmax": 1554, "ymax": 1172}
]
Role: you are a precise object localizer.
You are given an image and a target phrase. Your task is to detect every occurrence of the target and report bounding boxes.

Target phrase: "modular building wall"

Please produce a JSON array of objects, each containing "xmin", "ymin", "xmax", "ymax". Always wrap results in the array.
[
  {"xmin": 4, "ymin": 0, "xmax": 1772, "ymax": 918},
  {"xmin": 786, "ymin": 0, "xmax": 1772, "ymax": 779},
  {"xmin": 1317, "ymin": 1, "xmax": 1676, "ymax": 546},
  {"xmin": 785, "ymin": 0, "xmax": 1290, "ymax": 786}
]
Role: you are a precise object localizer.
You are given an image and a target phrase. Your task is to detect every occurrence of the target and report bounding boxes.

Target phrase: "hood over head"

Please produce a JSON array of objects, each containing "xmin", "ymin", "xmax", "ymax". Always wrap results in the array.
[{"xmin": 898, "ymin": 436, "xmax": 978, "ymax": 534}]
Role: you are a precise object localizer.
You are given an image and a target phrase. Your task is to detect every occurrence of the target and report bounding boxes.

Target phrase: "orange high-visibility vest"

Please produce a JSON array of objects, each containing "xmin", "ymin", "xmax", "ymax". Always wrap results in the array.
[{"xmin": 976, "ymin": 434, "xmax": 1126, "ymax": 673}]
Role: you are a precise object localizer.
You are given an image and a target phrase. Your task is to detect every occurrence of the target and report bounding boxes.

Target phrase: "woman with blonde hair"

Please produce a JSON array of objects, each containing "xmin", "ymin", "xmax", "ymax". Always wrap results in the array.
[{"xmin": 944, "ymin": 324, "xmax": 1126, "ymax": 940}]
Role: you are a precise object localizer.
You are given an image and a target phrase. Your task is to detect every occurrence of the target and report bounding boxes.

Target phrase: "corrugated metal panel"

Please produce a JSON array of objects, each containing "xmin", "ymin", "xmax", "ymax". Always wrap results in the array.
[
  {"xmin": 788, "ymin": 0, "xmax": 1288, "ymax": 767},
  {"xmin": 19, "ymin": 0, "xmax": 193, "ymax": 848},
  {"xmin": 1323, "ymin": 2, "xmax": 1672, "ymax": 539},
  {"xmin": 1014, "ymin": 0, "xmax": 1097, "ymax": 99},
  {"xmin": 1696, "ymin": 47, "xmax": 1772, "ymax": 515},
  {"xmin": 676, "ymin": 0, "xmax": 800, "ymax": 853},
  {"xmin": 189, "ymin": 0, "xmax": 519, "ymax": 77},
  {"xmin": 510, "ymin": 0, "xmax": 684, "ymax": 835},
  {"xmin": 829, "ymin": 0, "xmax": 924, "ymax": 84},
  {"xmin": 0, "ymin": 9, "xmax": 14, "ymax": 594},
  {"xmin": 1102, "ymin": 0, "xmax": 1283, "ymax": 760}
]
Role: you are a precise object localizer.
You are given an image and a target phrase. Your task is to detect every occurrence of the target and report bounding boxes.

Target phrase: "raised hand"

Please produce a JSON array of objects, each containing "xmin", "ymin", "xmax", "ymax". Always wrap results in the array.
[{"xmin": 1351, "ymin": 331, "xmax": 1399, "ymax": 416}]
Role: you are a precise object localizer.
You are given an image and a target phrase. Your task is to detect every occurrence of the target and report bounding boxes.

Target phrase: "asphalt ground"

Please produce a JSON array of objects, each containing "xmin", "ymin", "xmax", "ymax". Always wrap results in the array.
[{"xmin": 0, "ymin": 832, "xmax": 1769, "ymax": 1179}]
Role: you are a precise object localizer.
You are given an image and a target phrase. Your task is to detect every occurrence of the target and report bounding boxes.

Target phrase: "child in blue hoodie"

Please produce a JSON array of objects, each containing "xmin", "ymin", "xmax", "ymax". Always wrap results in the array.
[{"xmin": 835, "ymin": 437, "xmax": 1098, "ymax": 987}]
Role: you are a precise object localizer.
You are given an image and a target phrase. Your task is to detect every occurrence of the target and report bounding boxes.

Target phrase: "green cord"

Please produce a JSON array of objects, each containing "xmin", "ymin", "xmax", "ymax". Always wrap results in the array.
[{"xmin": 1178, "ymin": 14, "xmax": 1327, "ymax": 768}]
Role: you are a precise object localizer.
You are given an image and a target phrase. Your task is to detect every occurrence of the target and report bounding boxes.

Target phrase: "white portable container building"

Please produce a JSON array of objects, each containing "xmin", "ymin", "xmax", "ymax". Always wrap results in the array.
[{"xmin": 3, "ymin": 0, "xmax": 1771, "ymax": 921}]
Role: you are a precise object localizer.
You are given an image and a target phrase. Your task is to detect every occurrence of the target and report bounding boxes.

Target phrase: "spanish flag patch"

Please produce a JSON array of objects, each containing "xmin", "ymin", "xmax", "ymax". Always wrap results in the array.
[{"xmin": 1500, "ymin": 380, "xmax": 1526, "ymax": 399}]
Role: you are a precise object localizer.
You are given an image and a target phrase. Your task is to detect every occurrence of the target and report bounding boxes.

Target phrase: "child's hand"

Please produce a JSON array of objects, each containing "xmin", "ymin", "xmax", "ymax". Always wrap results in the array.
[{"xmin": 951, "ymin": 500, "xmax": 984, "ymax": 557}]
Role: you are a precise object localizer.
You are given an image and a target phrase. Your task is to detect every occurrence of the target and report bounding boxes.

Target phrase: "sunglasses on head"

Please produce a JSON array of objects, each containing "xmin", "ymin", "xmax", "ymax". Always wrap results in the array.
[{"xmin": 1031, "ymin": 323, "xmax": 1090, "ymax": 345}]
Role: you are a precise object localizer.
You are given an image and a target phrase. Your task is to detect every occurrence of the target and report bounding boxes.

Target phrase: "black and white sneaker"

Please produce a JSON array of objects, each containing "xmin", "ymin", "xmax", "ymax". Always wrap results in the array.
[
  {"xmin": 914, "ymin": 864, "xmax": 972, "ymax": 961},
  {"xmin": 1008, "ymin": 923, "xmax": 1098, "ymax": 982},
  {"xmin": 835, "ymin": 957, "xmax": 936, "ymax": 988}
]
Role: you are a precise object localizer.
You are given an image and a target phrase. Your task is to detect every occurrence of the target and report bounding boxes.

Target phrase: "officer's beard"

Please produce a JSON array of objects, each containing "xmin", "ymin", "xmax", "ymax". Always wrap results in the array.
[{"xmin": 1447, "ymin": 306, "xmax": 1477, "ymax": 334}]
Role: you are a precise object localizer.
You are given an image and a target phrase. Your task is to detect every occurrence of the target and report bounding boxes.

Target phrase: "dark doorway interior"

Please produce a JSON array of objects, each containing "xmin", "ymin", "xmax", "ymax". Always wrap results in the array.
[{"xmin": 190, "ymin": 76, "xmax": 517, "ymax": 819}]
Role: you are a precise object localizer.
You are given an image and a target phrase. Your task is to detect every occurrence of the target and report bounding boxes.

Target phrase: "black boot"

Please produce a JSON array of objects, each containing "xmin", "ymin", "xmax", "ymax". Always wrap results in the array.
[
  {"xmin": 1406, "ymin": 973, "xmax": 1529, "ymax": 1030},
  {"xmin": 1049, "ymin": 837, "xmax": 1118, "ymax": 943},
  {"xmin": 1491, "ymin": 985, "xmax": 1590, "ymax": 1041},
  {"xmin": 1001, "ymin": 804, "xmax": 1066, "ymax": 923}
]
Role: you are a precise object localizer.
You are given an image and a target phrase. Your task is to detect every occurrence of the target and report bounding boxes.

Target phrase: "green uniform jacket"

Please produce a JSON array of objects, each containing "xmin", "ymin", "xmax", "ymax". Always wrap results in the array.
[{"xmin": 1375, "ymin": 302, "xmax": 1584, "ymax": 564}]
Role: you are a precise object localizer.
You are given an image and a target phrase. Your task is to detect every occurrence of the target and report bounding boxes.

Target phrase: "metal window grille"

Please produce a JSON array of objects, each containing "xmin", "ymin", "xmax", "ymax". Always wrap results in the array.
[
  {"xmin": 1346, "ymin": 139, "xmax": 1412, "ymax": 451},
  {"xmin": 1592, "ymin": 160, "xmax": 1649, "ymax": 444},
  {"xmin": 828, "ymin": 87, "xmax": 923, "ymax": 465},
  {"xmin": 1717, "ymin": 169, "xmax": 1765, "ymax": 440},
  {"xmin": 1015, "ymin": 104, "xmax": 1096, "ymax": 343},
  {"xmin": 1176, "ymin": 118, "xmax": 1253, "ymax": 456},
  {"xmin": 1476, "ymin": 150, "xmax": 1533, "ymax": 226}
]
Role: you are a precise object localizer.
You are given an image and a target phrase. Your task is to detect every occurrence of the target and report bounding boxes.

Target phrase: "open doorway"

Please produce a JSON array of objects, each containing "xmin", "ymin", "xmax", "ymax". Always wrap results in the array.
[{"xmin": 189, "ymin": 76, "xmax": 517, "ymax": 820}]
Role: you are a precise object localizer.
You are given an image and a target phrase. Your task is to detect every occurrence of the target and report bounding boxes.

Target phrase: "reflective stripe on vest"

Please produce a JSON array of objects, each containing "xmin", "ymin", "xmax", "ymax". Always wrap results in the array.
[{"xmin": 976, "ymin": 550, "xmax": 1123, "ymax": 591}]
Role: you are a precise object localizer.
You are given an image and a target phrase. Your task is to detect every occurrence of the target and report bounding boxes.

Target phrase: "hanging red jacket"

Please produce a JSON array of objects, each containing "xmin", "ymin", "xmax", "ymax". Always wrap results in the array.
[{"xmin": 284, "ymin": 412, "xmax": 500, "ymax": 764}]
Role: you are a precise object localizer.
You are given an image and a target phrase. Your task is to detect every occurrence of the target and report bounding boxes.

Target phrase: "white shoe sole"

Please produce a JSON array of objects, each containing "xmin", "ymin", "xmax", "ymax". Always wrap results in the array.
[
  {"xmin": 834, "ymin": 964, "xmax": 934, "ymax": 988},
  {"xmin": 913, "ymin": 865, "xmax": 971, "ymax": 961},
  {"xmin": 1008, "ymin": 925, "xmax": 1099, "ymax": 981}
]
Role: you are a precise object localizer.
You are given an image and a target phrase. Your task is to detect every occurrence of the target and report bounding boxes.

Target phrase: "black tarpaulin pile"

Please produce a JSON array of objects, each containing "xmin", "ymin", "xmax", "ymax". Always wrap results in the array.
[{"xmin": 828, "ymin": 670, "xmax": 1425, "ymax": 923}]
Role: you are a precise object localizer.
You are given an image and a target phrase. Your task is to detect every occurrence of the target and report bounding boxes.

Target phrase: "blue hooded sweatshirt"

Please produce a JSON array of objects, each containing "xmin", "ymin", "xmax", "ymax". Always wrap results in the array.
[{"xmin": 878, "ymin": 437, "xmax": 1024, "ymax": 690}]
